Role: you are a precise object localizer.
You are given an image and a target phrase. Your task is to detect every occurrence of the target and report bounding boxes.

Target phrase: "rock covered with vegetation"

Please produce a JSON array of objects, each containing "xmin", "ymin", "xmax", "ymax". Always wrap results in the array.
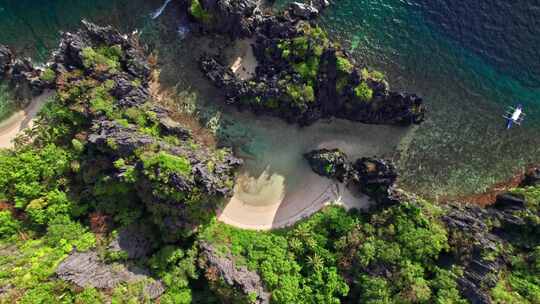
[
  {"xmin": 0, "ymin": 21, "xmax": 240, "ymax": 303},
  {"xmin": 197, "ymin": 3, "xmax": 425, "ymax": 126},
  {"xmin": 185, "ymin": 0, "xmax": 262, "ymax": 38},
  {"xmin": 199, "ymin": 241, "xmax": 271, "ymax": 304},
  {"xmin": 441, "ymin": 190, "xmax": 540, "ymax": 304},
  {"xmin": 43, "ymin": 20, "xmax": 242, "ymax": 241},
  {"xmin": 303, "ymin": 148, "xmax": 351, "ymax": 182},
  {"xmin": 304, "ymin": 148, "xmax": 400, "ymax": 205}
]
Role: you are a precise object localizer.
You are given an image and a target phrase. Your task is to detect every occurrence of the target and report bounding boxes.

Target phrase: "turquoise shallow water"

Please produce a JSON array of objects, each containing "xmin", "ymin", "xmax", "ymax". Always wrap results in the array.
[
  {"xmin": 307, "ymin": 0, "xmax": 540, "ymax": 197},
  {"xmin": 1, "ymin": 0, "xmax": 540, "ymax": 198}
]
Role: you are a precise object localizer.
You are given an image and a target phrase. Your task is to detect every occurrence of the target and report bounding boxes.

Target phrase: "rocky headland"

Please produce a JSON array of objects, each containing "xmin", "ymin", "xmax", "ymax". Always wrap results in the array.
[
  {"xmin": 187, "ymin": 0, "xmax": 425, "ymax": 126},
  {"xmin": 304, "ymin": 147, "xmax": 540, "ymax": 304}
]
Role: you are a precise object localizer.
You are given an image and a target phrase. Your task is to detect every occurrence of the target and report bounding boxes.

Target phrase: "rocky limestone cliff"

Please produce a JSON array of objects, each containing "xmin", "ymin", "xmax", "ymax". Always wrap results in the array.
[
  {"xmin": 191, "ymin": 1, "xmax": 425, "ymax": 126},
  {"xmin": 199, "ymin": 242, "xmax": 270, "ymax": 304},
  {"xmin": 40, "ymin": 20, "xmax": 242, "ymax": 242}
]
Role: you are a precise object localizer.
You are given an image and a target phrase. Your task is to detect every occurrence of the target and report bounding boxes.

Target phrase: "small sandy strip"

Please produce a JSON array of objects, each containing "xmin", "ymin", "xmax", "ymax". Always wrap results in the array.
[
  {"xmin": 0, "ymin": 91, "xmax": 53, "ymax": 149},
  {"xmin": 227, "ymin": 39, "xmax": 257, "ymax": 80}
]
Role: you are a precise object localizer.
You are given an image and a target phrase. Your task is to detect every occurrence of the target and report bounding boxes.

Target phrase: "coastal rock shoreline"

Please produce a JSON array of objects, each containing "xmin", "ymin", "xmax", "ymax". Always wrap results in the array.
[{"xmin": 188, "ymin": 0, "xmax": 426, "ymax": 126}]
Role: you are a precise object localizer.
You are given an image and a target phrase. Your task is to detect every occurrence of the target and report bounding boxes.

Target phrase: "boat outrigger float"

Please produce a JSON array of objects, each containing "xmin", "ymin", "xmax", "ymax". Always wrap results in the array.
[{"xmin": 503, "ymin": 104, "xmax": 525, "ymax": 129}]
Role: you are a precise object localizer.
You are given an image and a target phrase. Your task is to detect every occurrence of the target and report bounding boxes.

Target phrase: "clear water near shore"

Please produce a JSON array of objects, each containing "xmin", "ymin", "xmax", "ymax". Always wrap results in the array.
[
  {"xmin": 303, "ymin": 0, "xmax": 540, "ymax": 198},
  {"xmin": 2, "ymin": 0, "xmax": 540, "ymax": 200}
]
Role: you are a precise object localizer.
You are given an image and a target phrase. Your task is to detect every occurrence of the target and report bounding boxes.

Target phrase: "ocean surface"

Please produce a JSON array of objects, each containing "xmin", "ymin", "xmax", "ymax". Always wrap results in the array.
[{"xmin": 1, "ymin": 0, "xmax": 539, "ymax": 199}]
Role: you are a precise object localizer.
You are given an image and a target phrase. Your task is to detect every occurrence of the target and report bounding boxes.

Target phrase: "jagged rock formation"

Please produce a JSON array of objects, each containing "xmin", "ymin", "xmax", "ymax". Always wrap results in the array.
[
  {"xmin": 187, "ymin": 0, "xmax": 263, "ymax": 38},
  {"xmin": 441, "ymin": 191, "xmax": 539, "ymax": 304},
  {"xmin": 56, "ymin": 250, "xmax": 165, "ymax": 298},
  {"xmin": 107, "ymin": 224, "xmax": 156, "ymax": 259},
  {"xmin": 0, "ymin": 44, "xmax": 47, "ymax": 101},
  {"xmin": 43, "ymin": 21, "xmax": 241, "ymax": 242},
  {"xmin": 303, "ymin": 148, "xmax": 351, "ymax": 182},
  {"xmin": 304, "ymin": 148, "xmax": 401, "ymax": 205},
  {"xmin": 193, "ymin": 1, "xmax": 425, "ymax": 126},
  {"xmin": 199, "ymin": 242, "xmax": 270, "ymax": 304},
  {"xmin": 289, "ymin": 2, "xmax": 320, "ymax": 19}
]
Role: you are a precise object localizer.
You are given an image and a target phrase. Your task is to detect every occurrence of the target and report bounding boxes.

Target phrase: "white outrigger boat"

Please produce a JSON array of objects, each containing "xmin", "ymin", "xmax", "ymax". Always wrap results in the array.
[{"xmin": 503, "ymin": 104, "xmax": 525, "ymax": 129}]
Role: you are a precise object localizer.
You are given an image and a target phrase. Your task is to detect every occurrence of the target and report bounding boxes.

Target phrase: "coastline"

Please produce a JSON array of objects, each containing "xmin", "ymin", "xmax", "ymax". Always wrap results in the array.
[{"xmin": 0, "ymin": 91, "xmax": 53, "ymax": 149}]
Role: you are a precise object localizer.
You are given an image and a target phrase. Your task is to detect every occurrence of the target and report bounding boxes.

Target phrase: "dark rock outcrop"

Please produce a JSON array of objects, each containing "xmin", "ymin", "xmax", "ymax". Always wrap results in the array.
[
  {"xmin": 56, "ymin": 250, "xmax": 165, "ymax": 298},
  {"xmin": 0, "ymin": 45, "xmax": 12, "ymax": 76},
  {"xmin": 289, "ymin": 2, "xmax": 320, "ymax": 19},
  {"xmin": 493, "ymin": 192, "xmax": 526, "ymax": 212},
  {"xmin": 199, "ymin": 242, "xmax": 270, "ymax": 304},
  {"xmin": 188, "ymin": 0, "xmax": 263, "ymax": 38},
  {"xmin": 0, "ymin": 44, "xmax": 47, "ymax": 101},
  {"xmin": 196, "ymin": 4, "xmax": 426, "ymax": 126},
  {"xmin": 304, "ymin": 149, "xmax": 400, "ymax": 205},
  {"xmin": 442, "ymin": 204, "xmax": 505, "ymax": 304},
  {"xmin": 521, "ymin": 167, "xmax": 540, "ymax": 187},
  {"xmin": 303, "ymin": 148, "xmax": 351, "ymax": 182},
  {"xmin": 107, "ymin": 224, "xmax": 156, "ymax": 260}
]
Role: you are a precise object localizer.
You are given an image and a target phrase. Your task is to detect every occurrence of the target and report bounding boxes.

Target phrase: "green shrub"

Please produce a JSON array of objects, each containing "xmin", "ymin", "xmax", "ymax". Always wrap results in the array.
[
  {"xmin": 354, "ymin": 82, "xmax": 373, "ymax": 103},
  {"xmin": 0, "ymin": 211, "xmax": 21, "ymax": 239},
  {"xmin": 293, "ymin": 56, "xmax": 319, "ymax": 82},
  {"xmin": 19, "ymin": 281, "xmax": 73, "ymax": 304},
  {"xmin": 40, "ymin": 68, "xmax": 56, "ymax": 83},
  {"xmin": 492, "ymin": 279, "xmax": 528, "ymax": 304},
  {"xmin": 0, "ymin": 144, "xmax": 72, "ymax": 209},
  {"xmin": 89, "ymin": 85, "xmax": 116, "ymax": 118},
  {"xmin": 142, "ymin": 151, "xmax": 192, "ymax": 177},
  {"xmin": 336, "ymin": 57, "xmax": 353, "ymax": 74},
  {"xmin": 25, "ymin": 189, "xmax": 73, "ymax": 226},
  {"xmin": 81, "ymin": 46, "xmax": 122, "ymax": 72},
  {"xmin": 75, "ymin": 287, "xmax": 104, "ymax": 304},
  {"xmin": 149, "ymin": 245, "xmax": 198, "ymax": 295},
  {"xmin": 285, "ymin": 83, "xmax": 315, "ymax": 105},
  {"xmin": 361, "ymin": 68, "xmax": 385, "ymax": 82},
  {"xmin": 189, "ymin": 0, "xmax": 211, "ymax": 22},
  {"xmin": 45, "ymin": 216, "xmax": 96, "ymax": 252},
  {"xmin": 358, "ymin": 275, "xmax": 392, "ymax": 304}
]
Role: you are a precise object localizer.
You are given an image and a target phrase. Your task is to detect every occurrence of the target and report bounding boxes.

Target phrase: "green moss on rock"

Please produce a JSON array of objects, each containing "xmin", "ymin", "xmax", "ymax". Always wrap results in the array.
[
  {"xmin": 189, "ymin": 0, "xmax": 211, "ymax": 23},
  {"xmin": 354, "ymin": 82, "xmax": 373, "ymax": 103}
]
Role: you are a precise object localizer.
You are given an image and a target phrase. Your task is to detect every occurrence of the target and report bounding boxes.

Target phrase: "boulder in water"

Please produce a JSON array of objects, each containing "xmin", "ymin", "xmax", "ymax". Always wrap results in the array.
[
  {"xmin": 303, "ymin": 148, "xmax": 351, "ymax": 182},
  {"xmin": 289, "ymin": 2, "xmax": 320, "ymax": 19}
]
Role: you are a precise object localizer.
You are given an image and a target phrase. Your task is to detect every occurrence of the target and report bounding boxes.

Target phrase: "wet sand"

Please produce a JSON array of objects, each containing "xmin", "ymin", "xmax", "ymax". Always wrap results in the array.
[{"xmin": 0, "ymin": 92, "xmax": 53, "ymax": 149}]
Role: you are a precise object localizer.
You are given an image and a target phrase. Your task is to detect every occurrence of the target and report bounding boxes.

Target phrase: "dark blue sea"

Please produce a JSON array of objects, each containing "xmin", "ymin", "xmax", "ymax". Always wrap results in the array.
[{"xmin": 1, "ymin": 0, "xmax": 539, "ymax": 198}]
